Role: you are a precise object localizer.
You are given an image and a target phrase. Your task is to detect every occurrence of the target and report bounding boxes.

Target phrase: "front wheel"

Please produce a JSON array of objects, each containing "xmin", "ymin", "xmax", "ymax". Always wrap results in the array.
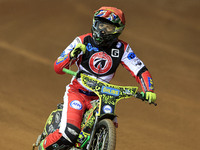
[{"xmin": 91, "ymin": 119, "xmax": 116, "ymax": 150}]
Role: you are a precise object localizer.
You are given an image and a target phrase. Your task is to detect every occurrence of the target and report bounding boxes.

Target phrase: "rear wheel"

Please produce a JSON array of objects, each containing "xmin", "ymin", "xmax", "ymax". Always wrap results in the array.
[{"xmin": 91, "ymin": 119, "xmax": 116, "ymax": 150}]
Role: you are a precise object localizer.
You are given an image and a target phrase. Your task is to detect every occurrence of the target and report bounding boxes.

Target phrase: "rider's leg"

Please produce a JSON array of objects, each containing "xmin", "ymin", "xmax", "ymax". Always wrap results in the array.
[{"xmin": 39, "ymin": 84, "xmax": 87, "ymax": 150}]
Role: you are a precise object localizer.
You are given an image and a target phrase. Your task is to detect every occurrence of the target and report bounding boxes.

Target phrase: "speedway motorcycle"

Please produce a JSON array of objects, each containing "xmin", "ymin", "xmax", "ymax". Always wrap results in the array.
[{"xmin": 33, "ymin": 68, "xmax": 157, "ymax": 150}]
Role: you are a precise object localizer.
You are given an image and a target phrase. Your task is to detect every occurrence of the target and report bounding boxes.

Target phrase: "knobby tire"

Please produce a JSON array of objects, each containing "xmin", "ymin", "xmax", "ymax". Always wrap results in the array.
[{"xmin": 91, "ymin": 119, "xmax": 116, "ymax": 150}]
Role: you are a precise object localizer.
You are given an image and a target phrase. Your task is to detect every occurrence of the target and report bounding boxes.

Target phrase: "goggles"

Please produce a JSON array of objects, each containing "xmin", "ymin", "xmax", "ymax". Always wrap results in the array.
[{"xmin": 97, "ymin": 20, "xmax": 117, "ymax": 34}]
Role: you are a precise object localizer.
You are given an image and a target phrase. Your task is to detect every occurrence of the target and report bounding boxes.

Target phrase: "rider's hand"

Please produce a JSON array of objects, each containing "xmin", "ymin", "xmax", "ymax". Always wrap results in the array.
[
  {"xmin": 70, "ymin": 43, "xmax": 86, "ymax": 59},
  {"xmin": 141, "ymin": 91, "xmax": 156, "ymax": 104}
]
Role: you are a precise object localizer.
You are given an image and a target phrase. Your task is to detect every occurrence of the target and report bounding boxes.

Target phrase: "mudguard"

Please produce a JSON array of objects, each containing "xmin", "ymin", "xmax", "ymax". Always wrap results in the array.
[{"xmin": 43, "ymin": 103, "xmax": 63, "ymax": 136}]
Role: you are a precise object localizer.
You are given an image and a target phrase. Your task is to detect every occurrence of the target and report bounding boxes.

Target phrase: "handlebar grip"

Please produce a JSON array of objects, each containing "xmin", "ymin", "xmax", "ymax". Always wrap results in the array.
[
  {"xmin": 62, "ymin": 68, "xmax": 77, "ymax": 76},
  {"xmin": 135, "ymin": 92, "xmax": 157, "ymax": 106}
]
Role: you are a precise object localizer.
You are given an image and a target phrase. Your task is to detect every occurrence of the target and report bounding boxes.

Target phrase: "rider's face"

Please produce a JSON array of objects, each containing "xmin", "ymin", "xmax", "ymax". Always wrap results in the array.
[{"xmin": 98, "ymin": 22, "xmax": 116, "ymax": 34}]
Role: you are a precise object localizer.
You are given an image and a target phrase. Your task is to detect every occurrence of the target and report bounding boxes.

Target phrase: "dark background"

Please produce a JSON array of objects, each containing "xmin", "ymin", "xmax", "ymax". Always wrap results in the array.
[{"xmin": 0, "ymin": 0, "xmax": 199, "ymax": 149}]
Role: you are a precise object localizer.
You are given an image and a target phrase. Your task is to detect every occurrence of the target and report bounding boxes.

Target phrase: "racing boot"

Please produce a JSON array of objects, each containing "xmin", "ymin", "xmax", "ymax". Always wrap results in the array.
[{"xmin": 38, "ymin": 129, "xmax": 75, "ymax": 150}]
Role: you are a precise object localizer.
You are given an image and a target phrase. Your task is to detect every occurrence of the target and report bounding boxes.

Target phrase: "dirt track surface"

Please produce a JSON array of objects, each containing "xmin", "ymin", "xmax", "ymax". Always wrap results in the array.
[{"xmin": 0, "ymin": 0, "xmax": 200, "ymax": 150}]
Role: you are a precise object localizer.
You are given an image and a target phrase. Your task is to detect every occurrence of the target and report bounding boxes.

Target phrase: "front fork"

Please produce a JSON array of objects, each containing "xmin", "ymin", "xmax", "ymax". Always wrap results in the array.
[{"xmin": 86, "ymin": 113, "xmax": 99, "ymax": 150}]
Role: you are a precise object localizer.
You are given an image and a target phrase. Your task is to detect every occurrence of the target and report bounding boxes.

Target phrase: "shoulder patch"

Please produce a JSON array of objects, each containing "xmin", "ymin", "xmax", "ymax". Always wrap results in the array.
[{"xmin": 127, "ymin": 52, "xmax": 136, "ymax": 59}]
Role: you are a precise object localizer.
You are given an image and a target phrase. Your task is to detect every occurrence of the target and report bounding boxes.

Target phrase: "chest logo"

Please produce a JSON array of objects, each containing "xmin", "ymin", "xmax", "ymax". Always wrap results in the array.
[
  {"xmin": 111, "ymin": 49, "xmax": 119, "ymax": 57},
  {"xmin": 86, "ymin": 43, "xmax": 99, "ymax": 52},
  {"xmin": 89, "ymin": 52, "xmax": 112, "ymax": 74}
]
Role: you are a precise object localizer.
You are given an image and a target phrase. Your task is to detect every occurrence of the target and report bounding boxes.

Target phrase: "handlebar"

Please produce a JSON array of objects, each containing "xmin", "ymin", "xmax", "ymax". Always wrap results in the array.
[
  {"xmin": 62, "ymin": 68, "xmax": 157, "ymax": 106},
  {"xmin": 63, "ymin": 68, "xmax": 77, "ymax": 76}
]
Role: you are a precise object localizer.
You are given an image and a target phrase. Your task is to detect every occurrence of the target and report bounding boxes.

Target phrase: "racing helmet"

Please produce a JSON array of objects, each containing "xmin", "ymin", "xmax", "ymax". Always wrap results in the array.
[{"xmin": 92, "ymin": 6, "xmax": 125, "ymax": 47}]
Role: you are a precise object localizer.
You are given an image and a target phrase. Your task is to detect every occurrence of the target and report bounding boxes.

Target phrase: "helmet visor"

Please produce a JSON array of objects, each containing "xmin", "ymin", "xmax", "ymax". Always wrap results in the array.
[{"xmin": 97, "ymin": 20, "xmax": 116, "ymax": 34}]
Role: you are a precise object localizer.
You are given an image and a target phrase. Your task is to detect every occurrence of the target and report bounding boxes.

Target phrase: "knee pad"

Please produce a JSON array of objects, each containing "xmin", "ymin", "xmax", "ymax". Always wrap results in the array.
[{"xmin": 64, "ymin": 123, "xmax": 80, "ymax": 144}]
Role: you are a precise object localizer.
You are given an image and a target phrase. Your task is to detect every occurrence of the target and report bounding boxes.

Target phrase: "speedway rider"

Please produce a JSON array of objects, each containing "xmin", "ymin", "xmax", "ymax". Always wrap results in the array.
[{"xmin": 39, "ymin": 6, "xmax": 157, "ymax": 150}]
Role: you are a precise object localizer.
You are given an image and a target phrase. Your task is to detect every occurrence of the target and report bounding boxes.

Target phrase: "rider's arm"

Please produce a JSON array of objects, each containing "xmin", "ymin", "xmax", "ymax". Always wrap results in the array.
[
  {"xmin": 121, "ymin": 45, "xmax": 154, "ymax": 92},
  {"xmin": 136, "ymin": 66, "xmax": 154, "ymax": 92},
  {"xmin": 54, "ymin": 37, "xmax": 83, "ymax": 74}
]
